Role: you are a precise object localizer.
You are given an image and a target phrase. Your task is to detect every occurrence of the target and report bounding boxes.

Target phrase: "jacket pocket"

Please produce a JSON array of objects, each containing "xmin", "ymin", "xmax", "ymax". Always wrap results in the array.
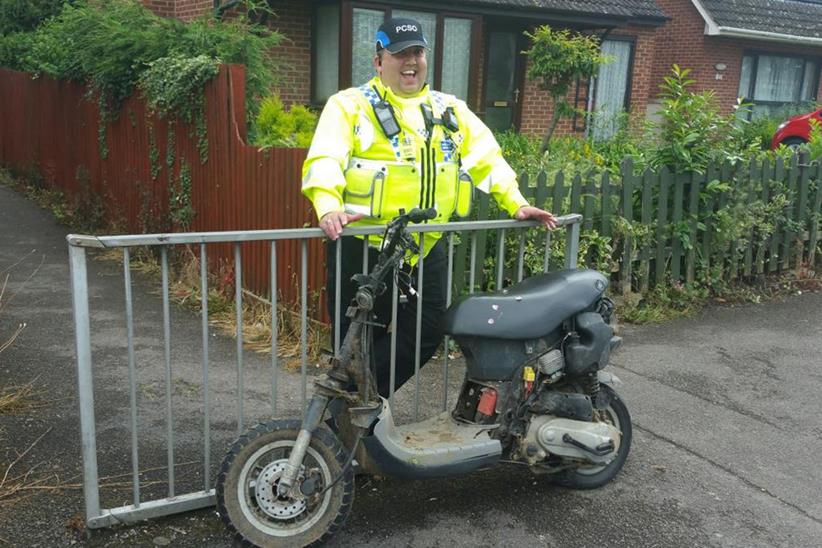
[
  {"xmin": 455, "ymin": 170, "xmax": 473, "ymax": 218},
  {"xmin": 343, "ymin": 168, "xmax": 385, "ymax": 217}
]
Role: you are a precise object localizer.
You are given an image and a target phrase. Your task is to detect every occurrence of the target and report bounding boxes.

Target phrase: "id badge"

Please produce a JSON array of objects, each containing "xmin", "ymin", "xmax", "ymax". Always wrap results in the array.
[{"xmin": 400, "ymin": 134, "xmax": 416, "ymax": 160}]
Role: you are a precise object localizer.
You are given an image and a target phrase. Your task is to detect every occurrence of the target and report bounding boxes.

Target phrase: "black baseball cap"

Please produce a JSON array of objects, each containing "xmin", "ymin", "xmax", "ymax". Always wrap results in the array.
[{"xmin": 375, "ymin": 17, "xmax": 428, "ymax": 54}]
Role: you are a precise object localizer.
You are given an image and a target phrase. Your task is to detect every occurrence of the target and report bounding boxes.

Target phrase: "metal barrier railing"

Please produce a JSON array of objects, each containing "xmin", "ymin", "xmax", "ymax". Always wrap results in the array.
[{"xmin": 68, "ymin": 215, "xmax": 581, "ymax": 528}]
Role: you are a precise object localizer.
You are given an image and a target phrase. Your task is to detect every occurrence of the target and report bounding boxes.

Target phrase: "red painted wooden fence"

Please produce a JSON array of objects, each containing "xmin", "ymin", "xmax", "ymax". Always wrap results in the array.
[{"xmin": 0, "ymin": 65, "xmax": 327, "ymax": 314}]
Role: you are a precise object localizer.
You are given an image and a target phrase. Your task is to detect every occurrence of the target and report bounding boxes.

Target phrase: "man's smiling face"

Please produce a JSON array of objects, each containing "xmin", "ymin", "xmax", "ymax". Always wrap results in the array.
[{"xmin": 374, "ymin": 46, "xmax": 428, "ymax": 97}]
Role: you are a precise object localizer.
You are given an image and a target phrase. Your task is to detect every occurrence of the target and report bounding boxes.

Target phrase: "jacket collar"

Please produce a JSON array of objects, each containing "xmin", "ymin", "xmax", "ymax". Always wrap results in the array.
[{"xmin": 369, "ymin": 77, "xmax": 430, "ymax": 106}]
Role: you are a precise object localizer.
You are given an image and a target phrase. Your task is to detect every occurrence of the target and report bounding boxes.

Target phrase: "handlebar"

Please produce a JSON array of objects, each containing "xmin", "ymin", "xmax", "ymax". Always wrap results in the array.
[
  {"xmin": 378, "ymin": 208, "xmax": 436, "ymax": 265},
  {"xmin": 405, "ymin": 207, "xmax": 437, "ymax": 224}
]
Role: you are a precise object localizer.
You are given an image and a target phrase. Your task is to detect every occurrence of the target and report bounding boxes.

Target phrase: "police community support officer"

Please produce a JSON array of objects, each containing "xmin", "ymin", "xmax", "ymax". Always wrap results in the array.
[{"xmin": 302, "ymin": 17, "xmax": 557, "ymax": 397}]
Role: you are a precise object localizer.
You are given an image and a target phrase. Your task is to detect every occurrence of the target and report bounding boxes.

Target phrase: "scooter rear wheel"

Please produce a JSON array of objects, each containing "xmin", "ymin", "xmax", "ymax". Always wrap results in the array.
[
  {"xmin": 551, "ymin": 385, "xmax": 632, "ymax": 489},
  {"xmin": 216, "ymin": 419, "xmax": 354, "ymax": 547}
]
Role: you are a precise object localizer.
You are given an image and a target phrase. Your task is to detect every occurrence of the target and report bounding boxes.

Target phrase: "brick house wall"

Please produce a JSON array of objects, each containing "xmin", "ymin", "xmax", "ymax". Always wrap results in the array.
[
  {"xmin": 141, "ymin": 0, "xmax": 209, "ymax": 21},
  {"xmin": 141, "ymin": 0, "xmax": 175, "ymax": 18},
  {"xmin": 175, "ymin": 0, "xmax": 211, "ymax": 20},
  {"xmin": 652, "ymin": 0, "xmax": 822, "ymax": 115},
  {"xmin": 268, "ymin": 1, "xmax": 312, "ymax": 105}
]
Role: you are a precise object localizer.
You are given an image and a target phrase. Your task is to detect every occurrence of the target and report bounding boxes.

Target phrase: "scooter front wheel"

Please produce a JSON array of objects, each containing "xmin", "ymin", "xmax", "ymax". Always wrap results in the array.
[{"xmin": 216, "ymin": 419, "xmax": 354, "ymax": 547}]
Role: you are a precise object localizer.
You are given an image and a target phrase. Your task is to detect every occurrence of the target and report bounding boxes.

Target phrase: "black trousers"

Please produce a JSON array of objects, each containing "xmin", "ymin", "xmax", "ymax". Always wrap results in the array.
[{"xmin": 327, "ymin": 236, "xmax": 448, "ymax": 397}]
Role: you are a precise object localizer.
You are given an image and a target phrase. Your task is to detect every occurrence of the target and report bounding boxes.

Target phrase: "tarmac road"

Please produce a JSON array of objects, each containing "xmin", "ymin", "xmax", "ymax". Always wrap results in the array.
[{"xmin": 2, "ymin": 182, "xmax": 822, "ymax": 547}]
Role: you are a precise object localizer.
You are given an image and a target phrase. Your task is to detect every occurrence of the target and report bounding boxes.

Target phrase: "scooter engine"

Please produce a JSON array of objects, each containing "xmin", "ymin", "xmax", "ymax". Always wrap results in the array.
[{"xmin": 520, "ymin": 414, "xmax": 621, "ymax": 466}]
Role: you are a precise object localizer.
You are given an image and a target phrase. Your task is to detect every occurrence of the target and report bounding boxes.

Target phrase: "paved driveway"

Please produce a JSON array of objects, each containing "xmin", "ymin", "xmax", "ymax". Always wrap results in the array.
[{"xmin": 1, "ymin": 183, "xmax": 821, "ymax": 547}]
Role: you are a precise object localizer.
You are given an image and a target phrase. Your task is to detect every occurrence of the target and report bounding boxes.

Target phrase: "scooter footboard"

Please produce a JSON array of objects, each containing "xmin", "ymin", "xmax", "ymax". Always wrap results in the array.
[{"xmin": 361, "ymin": 404, "xmax": 501, "ymax": 479}]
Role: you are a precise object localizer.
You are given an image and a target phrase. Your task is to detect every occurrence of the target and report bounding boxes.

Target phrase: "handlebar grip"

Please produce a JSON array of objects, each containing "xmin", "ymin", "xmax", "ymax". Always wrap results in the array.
[{"xmin": 407, "ymin": 207, "xmax": 437, "ymax": 223}]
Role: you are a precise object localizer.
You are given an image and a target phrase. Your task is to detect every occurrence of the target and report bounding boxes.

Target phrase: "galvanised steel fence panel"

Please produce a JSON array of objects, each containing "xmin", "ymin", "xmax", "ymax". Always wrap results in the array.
[{"xmin": 68, "ymin": 216, "xmax": 582, "ymax": 528}]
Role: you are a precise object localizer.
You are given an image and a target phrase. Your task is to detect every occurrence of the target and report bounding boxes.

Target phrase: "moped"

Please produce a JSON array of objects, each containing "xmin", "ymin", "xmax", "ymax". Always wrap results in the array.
[{"xmin": 216, "ymin": 208, "xmax": 631, "ymax": 547}]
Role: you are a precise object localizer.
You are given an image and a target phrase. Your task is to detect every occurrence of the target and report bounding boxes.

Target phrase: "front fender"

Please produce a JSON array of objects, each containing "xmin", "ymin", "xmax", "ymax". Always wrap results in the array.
[{"xmin": 597, "ymin": 370, "xmax": 622, "ymax": 387}]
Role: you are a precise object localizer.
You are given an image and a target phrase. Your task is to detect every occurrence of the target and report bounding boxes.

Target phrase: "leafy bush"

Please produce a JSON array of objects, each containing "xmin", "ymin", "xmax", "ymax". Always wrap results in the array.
[
  {"xmin": 0, "ymin": 0, "xmax": 67, "ymax": 35},
  {"xmin": 804, "ymin": 118, "xmax": 822, "ymax": 160},
  {"xmin": 170, "ymin": 14, "xmax": 282, "ymax": 118},
  {"xmin": 740, "ymin": 115, "xmax": 780, "ymax": 150},
  {"xmin": 496, "ymin": 130, "xmax": 639, "ymax": 181},
  {"xmin": 649, "ymin": 66, "xmax": 719, "ymax": 171},
  {"xmin": 139, "ymin": 55, "xmax": 220, "ymax": 122},
  {"xmin": 254, "ymin": 95, "xmax": 318, "ymax": 148},
  {"xmin": 0, "ymin": 0, "xmax": 282, "ymax": 117}
]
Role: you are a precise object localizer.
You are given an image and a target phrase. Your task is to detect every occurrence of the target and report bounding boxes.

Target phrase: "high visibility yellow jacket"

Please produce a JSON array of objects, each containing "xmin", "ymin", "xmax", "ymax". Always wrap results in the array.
[{"xmin": 302, "ymin": 76, "xmax": 528, "ymax": 255}]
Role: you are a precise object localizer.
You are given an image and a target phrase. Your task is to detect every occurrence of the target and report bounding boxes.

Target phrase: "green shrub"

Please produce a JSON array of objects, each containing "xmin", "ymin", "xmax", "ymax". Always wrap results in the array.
[
  {"xmin": 171, "ymin": 14, "xmax": 282, "ymax": 118},
  {"xmin": 496, "ymin": 130, "xmax": 542, "ymax": 175},
  {"xmin": 139, "ymin": 55, "xmax": 220, "ymax": 123},
  {"xmin": 0, "ymin": 0, "xmax": 282, "ymax": 118},
  {"xmin": 740, "ymin": 115, "xmax": 780, "ymax": 150},
  {"xmin": 645, "ymin": 65, "xmax": 764, "ymax": 172},
  {"xmin": 805, "ymin": 118, "xmax": 822, "ymax": 160},
  {"xmin": 0, "ymin": 0, "xmax": 67, "ymax": 35},
  {"xmin": 254, "ymin": 95, "xmax": 317, "ymax": 148}
]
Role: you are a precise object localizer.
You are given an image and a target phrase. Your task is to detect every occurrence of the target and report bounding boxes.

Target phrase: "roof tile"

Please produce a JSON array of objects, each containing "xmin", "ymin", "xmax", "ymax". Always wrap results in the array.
[{"xmin": 701, "ymin": 0, "xmax": 822, "ymax": 40}]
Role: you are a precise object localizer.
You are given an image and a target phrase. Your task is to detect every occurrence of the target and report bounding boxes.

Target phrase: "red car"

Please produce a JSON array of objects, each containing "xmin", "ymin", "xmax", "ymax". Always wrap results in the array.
[{"xmin": 771, "ymin": 108, "xmax": 822, "ymax": 149}]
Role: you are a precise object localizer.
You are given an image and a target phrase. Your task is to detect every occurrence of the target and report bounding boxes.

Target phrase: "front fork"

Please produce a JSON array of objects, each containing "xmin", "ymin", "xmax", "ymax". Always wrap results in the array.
[
  {"xmin": 276, "ymin": 394, "xmax": 330, "ymax": 496},
  {"xmin": 276, "ymin": 288, "xmax": 377, "ymax": 496}
]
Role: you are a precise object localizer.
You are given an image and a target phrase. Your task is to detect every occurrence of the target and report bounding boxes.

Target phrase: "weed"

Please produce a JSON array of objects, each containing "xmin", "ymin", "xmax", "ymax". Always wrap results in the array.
[
  {"xmin": 617, "ymin": 281, "xmax": 708, "ymax": 323},
  {"xmin": 164, "ymin": 248, "xmax": 329, "ymax": 370},
  {"xmin": 0, "ymin": 380, "xmax": 40, "ymax": 415}
]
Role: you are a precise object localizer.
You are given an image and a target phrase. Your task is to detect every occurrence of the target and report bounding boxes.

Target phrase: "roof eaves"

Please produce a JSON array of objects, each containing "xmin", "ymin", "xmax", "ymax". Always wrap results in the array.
[
  {"xmin": 626, "ymin": 13, "xmax": 670, "ymax": 27},
  {"xmin": 689, "ymin": 0, "xmax": 720, "ymax": 34},
  {"xmin": 690, "ymin": 0, "xmax": 822, "ymax": 46},
  {"xmin": 711, "ymin": 26, "xmax": 822, "ymax": 47},
  {"xmin": 443, "ymin": 1, "xmax": 632, "ymax": 27}
]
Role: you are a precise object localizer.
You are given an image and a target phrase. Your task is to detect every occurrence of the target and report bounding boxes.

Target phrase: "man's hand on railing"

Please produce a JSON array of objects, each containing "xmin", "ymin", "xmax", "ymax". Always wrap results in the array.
[
  {"xmin": 320, "ymin": 211, "xmax": 365, "ymax": 240},
  {"xmin": 514, "ymin": 206, "xmax": 557, "ymax": 230}
]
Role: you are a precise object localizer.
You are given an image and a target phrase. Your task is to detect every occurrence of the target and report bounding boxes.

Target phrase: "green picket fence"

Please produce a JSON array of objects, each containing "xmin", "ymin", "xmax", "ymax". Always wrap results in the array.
[{"xmin": 454, "ymin": 151, "xmax": 822, "ymax": 295}]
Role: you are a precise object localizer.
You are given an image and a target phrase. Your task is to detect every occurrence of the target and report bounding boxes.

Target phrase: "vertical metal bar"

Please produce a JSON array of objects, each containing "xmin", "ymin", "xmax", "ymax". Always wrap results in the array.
[
  {"xmin": 442, "ymin": 233, "xmax": 454, "ymax": 411},
  {"xmin": 300, "ymin": 240, "xmax": 308, "ymax": 410},
  {"xmin": 234, "ymin": 243, "xmax": 243, "ymax": 435},
  {"xmin": 161, "ymin": 247, "xmax": 174, "ymax": 497},
  {"xmin": 334, "ymin": 239, "xmax": 342, "ymax": 355},
  {"xmin": 389, "ymin": 272, "xmax": 399, "ymax": 407},
  {"xmin": 469, "ymin": 231, "xmax": 477, "ymax": 294},
  {"xmin": 123, "ymin": 248, "xmax": 140, "ymax": 507},
  {"xmin": 69, "ymin": 244, "xmax": 101, "ymax": 523},
  {"xmin": 362, "ymin": 237, "xmax": 369, "ymax": 274},
  {"xmin": 516, "ymin": 229, "xmax": 526, "ymax": 282},
  {"xmin": 199, "ymin": 244, "xmax": 210, "ymax": 492},
  {"xmin": 270, "ymin": 241, "xmax": 278, "ymax": 415},
  {"xmin": 543, "ymin": 231, "xmax": 552, "ymax": 273},
  {"xmin": 496, "ymin": 228, "xmax": 506, "ymax": 289},
  {"xmin": 413, "ymin": 235, "xmax": 424, "ymax": 420},
  {"xmin": 565, "ymin": 222, "xmax": 580, "ymax": 269}
]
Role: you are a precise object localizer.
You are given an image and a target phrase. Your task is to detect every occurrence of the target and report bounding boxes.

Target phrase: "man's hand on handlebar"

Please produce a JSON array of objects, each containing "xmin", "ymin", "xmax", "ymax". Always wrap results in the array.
[{"xmin": 320, "ymin": 211, "xmax": 365, "ymax": 240}]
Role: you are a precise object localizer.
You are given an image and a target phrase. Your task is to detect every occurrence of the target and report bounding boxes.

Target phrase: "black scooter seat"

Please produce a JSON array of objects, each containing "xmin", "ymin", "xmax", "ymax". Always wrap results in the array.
[{"xmin": 441, "ymin": 269, "xmax": 608, "ymax": 340}]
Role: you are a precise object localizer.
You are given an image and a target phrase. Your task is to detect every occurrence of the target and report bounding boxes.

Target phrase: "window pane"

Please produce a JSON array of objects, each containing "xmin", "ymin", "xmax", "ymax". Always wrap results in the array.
[
  {"xmin": 352, "ymin": 8, "xmax": 383, "ymax": 86},
  {"xmin": 753, "ymin": 55, "xmax": 805, "ymax": 102},
  {"xmin": 592, "ymin": 39, "xmax": 632, "ymax": 140},
  {"xmin": 314, "ymin": 4, "xmax": 340, "ymax": 102},
  {"xmin": 441, "ymin": 17, "xmax": 472, "ymax": 100},
  {"xmin": 391, "ymin": 9, "xmax": 437, "ymax": 86},
  {"xmin": 738, "ymin": 55, "xmax": 753, "ymax": 99},
  {"xmin": 801, "ymin": 60, "xmax": 817, "ymax": 101}
]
